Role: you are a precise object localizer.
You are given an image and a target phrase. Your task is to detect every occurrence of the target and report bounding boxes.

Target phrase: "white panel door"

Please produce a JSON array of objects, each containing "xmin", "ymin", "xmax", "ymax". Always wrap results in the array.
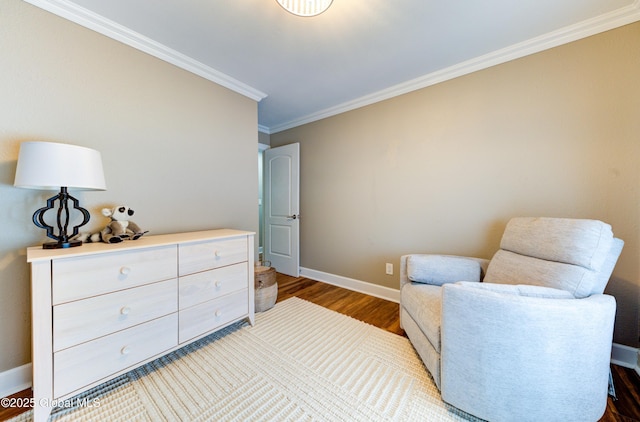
[{"xmin": 264, "ymin": 143, "xmax": 300, "ymax": 277}]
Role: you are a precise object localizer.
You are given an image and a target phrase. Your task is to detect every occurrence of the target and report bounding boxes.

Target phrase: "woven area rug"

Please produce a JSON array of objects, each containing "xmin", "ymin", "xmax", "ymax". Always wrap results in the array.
[{"xmin": 13, "ymin": 297, "xmax": 478, "ymax": 421}]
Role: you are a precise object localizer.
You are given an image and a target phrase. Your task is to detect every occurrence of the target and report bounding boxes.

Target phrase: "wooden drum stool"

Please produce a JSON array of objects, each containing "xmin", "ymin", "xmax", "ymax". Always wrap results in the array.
[{"xmin": 255, "ymin": 265, "xmax": 277, "ymax": 312}]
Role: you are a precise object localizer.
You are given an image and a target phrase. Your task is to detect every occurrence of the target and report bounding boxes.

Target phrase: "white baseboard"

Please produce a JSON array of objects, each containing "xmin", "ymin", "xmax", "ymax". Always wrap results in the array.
[
  {"xmin": 0, "ymin": 363, "xmax": 31, "ymax": 398},
  {"xmin": 611, "ymin": 343, "xmax": 640, "ymax": 375},
  {"xmin": 299, "ymin": 266, "xmax": 640, "ymax": 375},
  {"xmin": 299, "ymin": 267, "xmax": 400, "ymax": 303}
]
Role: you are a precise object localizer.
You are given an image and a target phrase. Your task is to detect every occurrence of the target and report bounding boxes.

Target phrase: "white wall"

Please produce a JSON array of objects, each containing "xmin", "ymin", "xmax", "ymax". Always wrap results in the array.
[{"xmin": 0, "ymin": 0, "xmax": 258, "ymax": 373}]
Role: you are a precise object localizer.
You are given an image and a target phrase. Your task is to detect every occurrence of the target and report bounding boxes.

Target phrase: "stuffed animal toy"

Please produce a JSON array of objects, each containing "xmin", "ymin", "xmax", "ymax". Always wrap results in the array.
[{"xmin": 81, "ymin": 206, "xmax": 148, "ymax": 244}]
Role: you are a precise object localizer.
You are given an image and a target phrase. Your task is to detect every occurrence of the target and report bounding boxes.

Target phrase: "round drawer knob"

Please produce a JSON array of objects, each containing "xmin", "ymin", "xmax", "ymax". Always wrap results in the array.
[
  {"xmin": 215, "ymin": 310, "xmax": 222, "ymax": 317},
  {"xmin": 214, "ymin": 250, "xmax": 221, "ymax": 258},
  {"xmin": 120, "ymin": 306, "xmax": 131, "ymax": 315},
  {"xmin": 214, "ymin": 281, "xmax": 221, "ymax": 288},
  {"xmin": 119, "ymin": 266, "xmax": 131, "ymax": 275},
  {"xmin": 121, "ymin": 346, "xmax": 131, "ymax": 355}
]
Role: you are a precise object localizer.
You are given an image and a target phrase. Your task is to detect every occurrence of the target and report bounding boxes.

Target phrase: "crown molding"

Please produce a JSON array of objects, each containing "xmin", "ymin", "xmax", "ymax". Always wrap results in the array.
[
  {"xmin": 21, "ymin": 0, "xmax": 640, "ymax": 133},
  {"xmin": 269, "ymin": 0, "xmax": 640, "ymax": 133},
  {"xmin": 23, "ymin": 0, "xmax": 268, "ymax": 103}
]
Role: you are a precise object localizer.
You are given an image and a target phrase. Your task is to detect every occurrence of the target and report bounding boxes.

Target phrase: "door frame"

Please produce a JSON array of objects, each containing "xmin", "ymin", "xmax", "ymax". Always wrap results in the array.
[{"xmin": 258, "ymin": 143, "xmax": 270, "ymax": 257}]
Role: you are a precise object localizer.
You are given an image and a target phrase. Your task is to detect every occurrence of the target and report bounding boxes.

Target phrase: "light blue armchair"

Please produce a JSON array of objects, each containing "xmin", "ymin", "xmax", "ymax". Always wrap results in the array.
[{"xmin": 400, "ymin": 217, "xmax": 624, "ymax": 422}]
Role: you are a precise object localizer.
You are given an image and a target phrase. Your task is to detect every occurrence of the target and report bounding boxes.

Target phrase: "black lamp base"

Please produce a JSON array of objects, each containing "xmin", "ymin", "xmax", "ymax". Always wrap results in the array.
[
  {"xmin": 42, "ymin": 239, "xmax": 83, "ymax": 249},
  {"xmin": 33, "ymin": 187, "xmax": 91, "ymax": 249}
]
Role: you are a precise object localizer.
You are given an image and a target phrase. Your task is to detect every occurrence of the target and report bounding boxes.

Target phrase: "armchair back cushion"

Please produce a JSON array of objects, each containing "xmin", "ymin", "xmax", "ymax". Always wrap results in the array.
[{"xmin": 484, "ymin": 217, "xmax": 619, "ymax": 298}]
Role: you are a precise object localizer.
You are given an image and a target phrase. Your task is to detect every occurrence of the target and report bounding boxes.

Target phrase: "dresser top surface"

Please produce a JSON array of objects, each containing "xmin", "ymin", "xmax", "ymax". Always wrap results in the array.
[{"xmin": 27, "ymin": 229, "xmax": 254, "ymax": 262}]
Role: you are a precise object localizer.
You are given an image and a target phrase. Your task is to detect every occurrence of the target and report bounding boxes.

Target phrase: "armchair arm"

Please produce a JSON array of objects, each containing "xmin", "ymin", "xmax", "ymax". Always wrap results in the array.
[
  {"xmin": 400, "ymin": 254, "xmax": 489, "ymax": 290},
  {"xmin": 440, "ymin": 282, "xmax": 616, "ymax": 422}
]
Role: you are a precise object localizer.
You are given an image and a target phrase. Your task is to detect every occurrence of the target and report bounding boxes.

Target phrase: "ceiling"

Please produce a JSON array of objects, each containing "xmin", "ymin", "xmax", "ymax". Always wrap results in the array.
[{"xmin": 26, "ymin": 0, "xmax": 640, "ymax": 133}]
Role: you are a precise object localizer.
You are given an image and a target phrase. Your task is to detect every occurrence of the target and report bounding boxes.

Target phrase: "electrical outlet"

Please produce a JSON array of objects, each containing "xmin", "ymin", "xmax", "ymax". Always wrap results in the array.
[{"xmin": 385, "ymin": 263, "xmax": 393, "ymax": 275}]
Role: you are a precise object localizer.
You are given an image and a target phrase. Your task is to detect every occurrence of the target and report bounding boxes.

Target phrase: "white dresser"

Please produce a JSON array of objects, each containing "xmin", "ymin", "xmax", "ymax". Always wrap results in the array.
[{"xmin": 27, "ymin": 229, "xmax": 255, "ymax": 422}]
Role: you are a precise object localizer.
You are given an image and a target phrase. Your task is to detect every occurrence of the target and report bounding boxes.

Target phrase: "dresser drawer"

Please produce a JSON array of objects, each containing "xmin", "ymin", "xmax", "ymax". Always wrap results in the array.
[
  {"xmin": 179, "ymin": 263, "xmax": 248, "ymax": 310},
  {"xmin": 179, "ymin": 289, "xmax": 248, "ymax": 343},
  {"xmin": 53, "ymin": 245, "xmax": 177, "ymax": 304},
  {"xmin": 179, "ymin": 237, "xmax": 247, "ymax": 276},
  {"xmin": 54, "ymin": 314, "xmax": 178, "ymax": 398},
  {"xmin": 53, "ymin": 279, "xmax": 178, "ymax": 352}
]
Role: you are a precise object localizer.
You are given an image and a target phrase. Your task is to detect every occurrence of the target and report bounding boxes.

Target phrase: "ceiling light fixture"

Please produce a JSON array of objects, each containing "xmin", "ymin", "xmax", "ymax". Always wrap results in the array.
[{"xmin": 276, "ymin": 0, "xmax": 333, "ymax": 17}]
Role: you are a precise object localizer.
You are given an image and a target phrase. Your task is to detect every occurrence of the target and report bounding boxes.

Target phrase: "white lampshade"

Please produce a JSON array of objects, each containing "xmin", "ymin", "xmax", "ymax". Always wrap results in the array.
[
  {"xmin": 14, "ymin": 141, "xmax": 106, "ymax": 191},
  {"xmin": 276, "ymin": 0, "xmax": 333, "ymax": 17}
]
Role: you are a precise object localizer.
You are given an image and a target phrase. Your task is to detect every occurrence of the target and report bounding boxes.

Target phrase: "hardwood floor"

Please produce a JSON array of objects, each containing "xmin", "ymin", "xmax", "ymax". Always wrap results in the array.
[
  {"xmin": 275, "ymin": 273, "xmax": 404, "ymax": 336},
  {"xmin": 2, "ymin": 274, "xmax": 639, "ymax": 421},
  {"xmin": 0, "ymin": 388, "xmax": 30, "ymax": 421}
]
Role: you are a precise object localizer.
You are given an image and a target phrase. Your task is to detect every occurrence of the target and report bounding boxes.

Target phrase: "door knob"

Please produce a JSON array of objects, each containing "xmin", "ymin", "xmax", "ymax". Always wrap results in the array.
[{"xmin": 287, "ymin": 214, "xmax": 300, "ymax": 220}]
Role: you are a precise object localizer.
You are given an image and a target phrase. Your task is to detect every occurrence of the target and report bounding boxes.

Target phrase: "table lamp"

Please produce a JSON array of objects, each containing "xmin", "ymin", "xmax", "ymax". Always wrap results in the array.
[{"xmin": 14, "ymin": 141, "xmax": 107, "ymax": 249}]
